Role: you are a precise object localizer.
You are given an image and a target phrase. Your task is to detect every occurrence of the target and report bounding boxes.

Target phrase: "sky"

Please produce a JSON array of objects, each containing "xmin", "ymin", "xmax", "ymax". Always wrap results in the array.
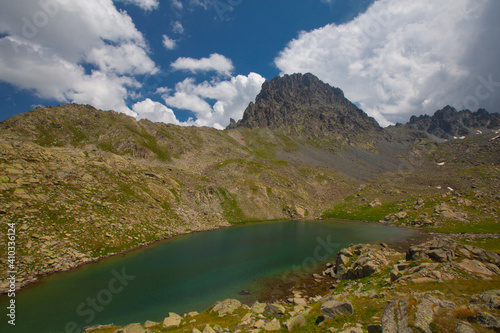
[{"xmin": 0, "ymin": 0, "xmax": 499, "ymax": 128}]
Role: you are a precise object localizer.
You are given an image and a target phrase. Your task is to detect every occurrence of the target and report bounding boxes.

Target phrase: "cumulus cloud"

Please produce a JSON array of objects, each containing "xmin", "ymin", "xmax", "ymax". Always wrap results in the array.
[
  {"xmin": 171, "ymin": 53, "xmax": 234, "ymax": 76},
  {"xmin": 162, "ymin": 73, "xmax": 266, "ymax": 129},
  {"xmin": 162, "ymin": 35, "xmax": 177, "ymax": 50},
  {"xmin": 171, "ymin": 21, "xmax": 185, "ymax": 34},
  {"xmin": 0, "ymin": 0, "xmax": 156, "ymax": 116},
  {"xmin": 133, "ymin": 98, "xmax": 180, "ymax": 124},
  {"xmin": 118, "ymin": 0, "xmax": 159, "ymax": 11},
  {"xmin": 275, "ymin": 0, "xmax": 500, "ymax": 126}
]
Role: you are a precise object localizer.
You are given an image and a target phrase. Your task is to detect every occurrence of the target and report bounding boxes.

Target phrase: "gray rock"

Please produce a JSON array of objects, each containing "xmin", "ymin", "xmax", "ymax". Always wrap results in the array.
[
  {"xmin": 192, "ymin": 329, "xmax": 202, "ymax": 333},
  {"xmin": 162, "ymin": 313, "xmax": 182, "ymax": 328},
  {"xmin": 264, "ymin": 303, "xmax": 285, "ymax": 317},
  {"xmin": 143, "ymin": 320, "xmax": 157, "ymax": 328},
  {"xmin": 123, "ymin": 323, "xmax": 146, "ymax": 333},
  {"xmin": 321, "ymin": 300, "xmax": 354, "ymax": 319},
  {"xmin": 381, "ymin": 299, "xmax": 412, "ymax": 333},
  {"xmin": 263, "ymin": 318, "xmax": 281, "ymax": 331},
  {"xmin": 455, "ymin": 321, "xmax": 476, "ymax": 333},
  {"xmin": 414, "ymin": 298, "xmax": 435, "ymax": 333},
  {"xmin": 470, "ymin": 289, "xmax": 500, "ymax": 309},
  {"xmin": 468, "ymin": 311, "xmax": 500, "ymax": 330},
  {"xmin": 428, "ymin": 249, "xmax": 453, "ymax": 262},
  {"xmin": 252, "ymin": 301, "xmax": 266, "ymax": 314},
  {"xmin": 211, "ymin": 299, "xmax": 242, "ymax": 316},
  {"xmin": 203, "ymin": 325, "xmax": 216, "ymax": 333},
  {"xmin": 285, "ymin": 314, "xmax": 306, "ymax": 331}
]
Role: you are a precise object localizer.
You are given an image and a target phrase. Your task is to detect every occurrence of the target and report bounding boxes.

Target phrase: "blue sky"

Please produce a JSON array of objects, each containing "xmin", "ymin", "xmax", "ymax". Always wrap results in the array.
[{"xmin": 0, "ymin": 0, "xmax": 499, "ymax": 128}]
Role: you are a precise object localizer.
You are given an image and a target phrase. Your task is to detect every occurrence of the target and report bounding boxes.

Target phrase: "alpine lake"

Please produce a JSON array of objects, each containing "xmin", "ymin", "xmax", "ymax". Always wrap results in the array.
[{"xmin": 1, "ymin": 219, "xmax": 424, "ymax": 333}]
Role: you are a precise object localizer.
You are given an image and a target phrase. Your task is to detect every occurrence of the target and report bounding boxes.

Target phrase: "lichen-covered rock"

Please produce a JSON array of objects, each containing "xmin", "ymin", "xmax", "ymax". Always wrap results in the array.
[
  {"xmin": 123, "ymin": 323, "xmax": 146, "ymax": 333},
  {"xmin": 381, "ymin": 299, "xmax": 412, "ymax": 333},
  {"xmin": 329, "ymin": 243, "xmax": 398, "ymax": 280},
  {"xmin": 264, "ymin": 303, "xmax": 285, "ymax": 317},
  {"xmin": 468, "ymin": 311, "xmax": 500, "ymax": 330},
  {"xmin": 285, "ymin": 314, "xmax": 306, "ymax": 331},
  {"xmin": 470, "ymin": 289, "xmax": 500, "ymax": 309},
  {"xmin": 263, "ymin": 318, "xmax": 281, "ymax": 331},
  {"xmin": 211, "ymin": 299, "xmax": 242, "ymax": 316},
  {"xmin": 162, "ymin": 313, "xmax": 182, "ymax": 328},
  {"xmin": 321, "ymin": 300, "xmax": 354, "ymax": 319}
]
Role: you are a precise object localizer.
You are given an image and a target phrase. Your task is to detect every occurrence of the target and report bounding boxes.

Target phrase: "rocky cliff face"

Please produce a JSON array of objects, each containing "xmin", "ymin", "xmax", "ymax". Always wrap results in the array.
[
  {"xmin": 391, "ymin": 105, "xmax": 500, "ymax": 140},
  {"xmin": 228, "ymin": 73, "xmax": 383, "ymax": 144}
]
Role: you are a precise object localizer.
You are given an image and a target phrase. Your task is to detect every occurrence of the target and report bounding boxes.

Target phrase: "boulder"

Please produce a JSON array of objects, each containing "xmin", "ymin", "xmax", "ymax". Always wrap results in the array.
[
  {"xmin": 369, "ymin": 199, "xmax": 382, "ymax": 207},
  {"xmin": 264, "ymin": 303, "xmax": 285, "ymax": 317},
  {"xmin": 123, "ymin": 323, "xmax": 146, "ymax": 333},
  {"xmin": 470, "ymin": 289, "xmax": 500, "ymax": 309},
  {"xmin": 143, "ymin": 320, "xmax": 157, "ymax": 328},
  {"xmin": 293, "ymin": 297, "xmax": 307, "ymax": 306},
  {"xmin": 263, "ymin": 318, "xmax": 281, "ymax": 331},
  {"xmin": 162, "ymin": 312, "xmax": 182, "ymax": 328},
  {"xmin": 192, "ymin": 329, "xmax": 202, "ymax": 333},
  {"xmin": 285, "ymin": 314, "xmax": 306, "ymax": 331},
  {"xmin": 211, "ymin": 299, "xmax": 242, "ymax": 316},
  {"xmin": 203, "ymin": 325, "xmax": 216, "ymax": 333},
  {"xmin": 381, "ymin": 299, "xmax": 412, "ymax": 333},
  {"xmin": 321, "ymin": 300, "xmax": 354, "ymax": 319},
  {"xmin": 468, "ymin": 311, "xmax": 500, "ymax": 330},
  {"xmin": 414, "ymin": 298, "xmax": 436, "ymax": 333},
  {"xmin": 252, "ymin": 301, "xmax": 266, "ymax": 314},
  {"xmin": 454, "ymin": 321, "xmax": 476, "ymax": 333},
  {"xmin": 459, "ymin": 259, "xmax": 495, "ymax": 276}
]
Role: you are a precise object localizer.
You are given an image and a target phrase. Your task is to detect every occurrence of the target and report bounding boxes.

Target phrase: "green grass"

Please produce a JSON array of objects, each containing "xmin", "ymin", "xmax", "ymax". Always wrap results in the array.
[
  {"xmin": 458, "ymin": 238, "xmax": 500, "ymax": 253},
  {"xmin": 321, "ymin": 201, "xmax": 401, "ymax": 221}
]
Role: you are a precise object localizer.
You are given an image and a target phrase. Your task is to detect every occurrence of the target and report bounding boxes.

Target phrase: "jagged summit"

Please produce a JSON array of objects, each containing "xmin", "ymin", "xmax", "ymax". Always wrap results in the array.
[
  {"xmin": 392, "ymin": 105, "xmax": 500, "ymax": 140},
  {"xmin": 227, "ymin": 73, "xmax": 382, "ymax": 142}
]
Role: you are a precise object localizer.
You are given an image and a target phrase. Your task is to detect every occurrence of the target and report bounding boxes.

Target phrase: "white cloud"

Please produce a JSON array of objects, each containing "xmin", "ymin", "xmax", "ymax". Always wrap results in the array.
[
  {"xmin": 87, "ymin": 43, "xmax": 156, "ymax": 74},
  {"xmin": 0, "ymin": 0, "xmax": 157, "ymax": 116},
  {"xmin": 171, "ymin": 21, "xmax": 185, "ymax": 34},
  {"xmin": 162, "ymin": 35, "xmax": 177, "ymax": 50},
  {"xmin": 118, "ymin": 0, "xmax": 159, "ymax": 11},
  {"xmin": 171, "ymin": 0, "xmax": 183, "ymax": 11},
  {"xmin": 275, "ymin": 0, "xmax": 500, "ymax": 126},
  {"xmin": 133, "ymin": 98, "xmax": 180, "ymax": 124},
  {"xmin": 162, "ymin": 73, "xmax": 265, "ymax": 129},
  {"xmin": 171, "ymin": 53, "xmax": 234, "ymax": 76}
]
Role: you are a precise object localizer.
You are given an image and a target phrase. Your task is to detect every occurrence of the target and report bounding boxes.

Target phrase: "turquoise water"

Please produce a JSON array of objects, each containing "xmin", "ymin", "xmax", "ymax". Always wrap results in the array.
[{"xmin": 0, "ymin": 220, "xmax": 418, "ymax": 332}]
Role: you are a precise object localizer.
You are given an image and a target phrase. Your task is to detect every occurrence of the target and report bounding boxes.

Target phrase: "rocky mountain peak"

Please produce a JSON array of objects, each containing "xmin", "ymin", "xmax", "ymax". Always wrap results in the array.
[
  {"xmin": 405, "ymin": 105, "xmax": 500, "ymax": 139},
  {"xmin": 227, "ymin": 73, "xmax": 382, "ymax": 143}
]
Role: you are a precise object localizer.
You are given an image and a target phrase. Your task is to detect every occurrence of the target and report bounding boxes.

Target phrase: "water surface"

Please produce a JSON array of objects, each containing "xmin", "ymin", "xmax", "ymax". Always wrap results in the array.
[{"xmin": 0, "ymin": 220, "xmax": 419, "ymax": 332}]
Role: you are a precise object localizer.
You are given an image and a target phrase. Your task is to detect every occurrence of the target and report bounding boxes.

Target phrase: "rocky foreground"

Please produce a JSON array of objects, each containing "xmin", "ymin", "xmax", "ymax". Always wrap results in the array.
[{"xmin": 87, "ymin": 237, "xmax": 500, "ymax": 333}]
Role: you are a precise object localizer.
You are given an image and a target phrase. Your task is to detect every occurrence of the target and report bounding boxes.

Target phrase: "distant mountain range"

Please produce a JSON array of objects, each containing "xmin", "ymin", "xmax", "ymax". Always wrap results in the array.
[
  {"xmin": 228, "ymin": 72, "xmax": 499, "ymax": 142},
  {"xmin": 394, "ymin": 105, "xmax": 500, "ymax": 140}
]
